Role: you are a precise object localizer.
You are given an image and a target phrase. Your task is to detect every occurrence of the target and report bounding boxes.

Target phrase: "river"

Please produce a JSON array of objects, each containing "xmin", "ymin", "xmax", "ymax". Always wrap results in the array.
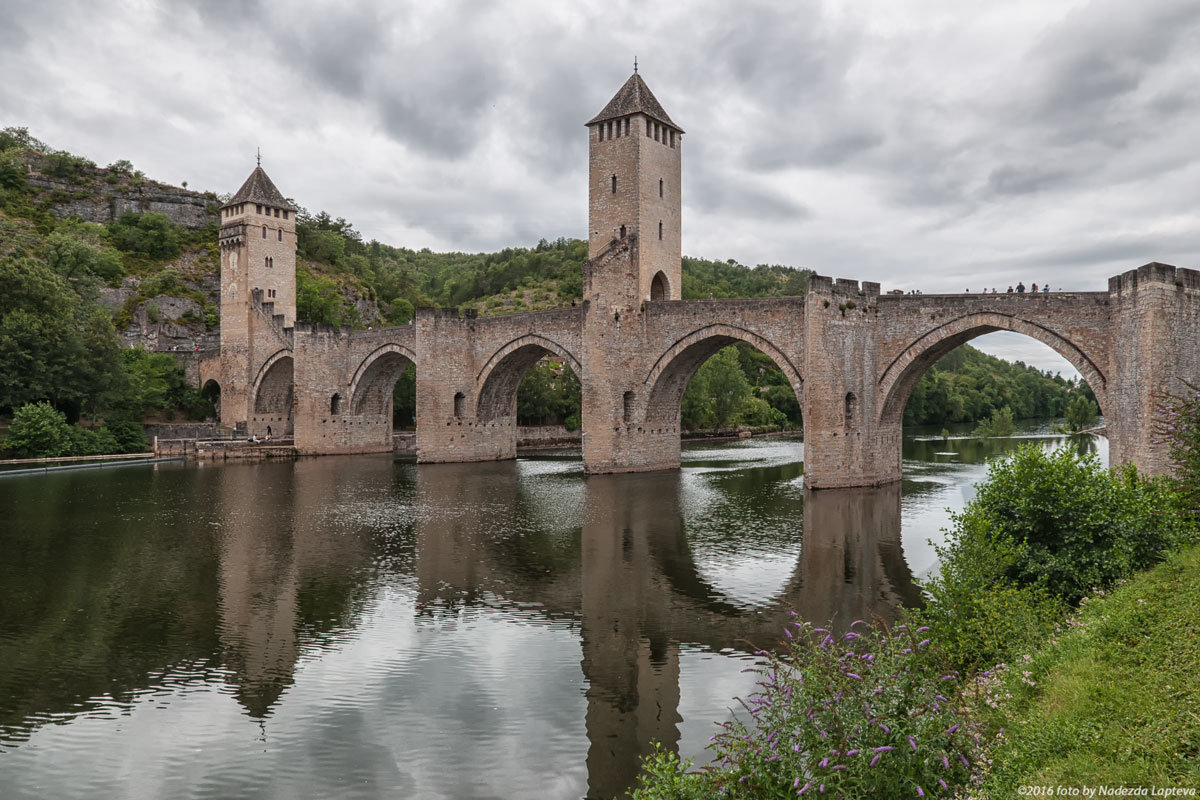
[{"xmin": 0, "ymin": 424, "xmax": 1106, "ymax": 799}]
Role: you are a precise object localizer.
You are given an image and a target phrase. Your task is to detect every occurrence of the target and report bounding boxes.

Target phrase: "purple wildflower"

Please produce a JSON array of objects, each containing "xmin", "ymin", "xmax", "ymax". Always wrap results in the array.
[
  {"xmin": 846, "ymin": 749, "xmax": 860, "ymax": 756},
  {"xmin": 945, "ymin": 724, "xmax": 959, "ymax": 734},
  {"xmin": 918, "ymin": 639, "xmax": 931, "ymax": 647},
  {"xmin": 870, "ymin": 754, "xmax": 882, "ymax": 767},
  {"xmin": 832, "ymin": 765, "xmax": 847, "ymax": 771},
  {"xmin": 821, "ymin": 634, "xmax": 833, "ymax": 648},
  {"xmin": 846, "ymin": 673, "xmax": 863, "ymax": 680},
  {"xmin": 917, "ymin": 786, "xmax": 925, "ymax": 797},
  {"xmin": 880, "ymin": 723, "xmax": 891, "ymax": 734},
  {"xmin": 960, "ymin": 754, "xmax": 970, "ymax": 768},
  {"xmin": 851, "ymin": 619, "xmax": 867, "ymax": 628},
  {"xmin": 844, "ymin": 632, "xmax": 860, "ymax": 640},
  {"xmin": 939, "ymin": 779, "xmax": 948, "ymax": 790},
  {"xmin": 908, "ymin": 735, "xmax": 918, "ymax": 751},
  {"xmin": 916, "ymin": 626, "xmax": 930, "ymax": 632},
  {"xmin": 873, "ymin": 746, "xmax": 894, "ymax": 753},
  {"xmin": 813, "ymin": 628, "xmax": 829, "ymax": 634},
  {"xmin": 935, "ymin": 695, "xmax": 948, "ymax": 703},
  {"xmin": 799, "ymin": 782, "xmax": 812, "ymax": 795},
  {"xmin": 819, "ymin": 758, "xmax": 829, "ymax": 768},
  {"xmin": 941, "ymin": 754, "xmax": 949, "ymax": 770},
  {"xmin": 794, "ymin": 777, "xmax": 801, "ymax": 788}
]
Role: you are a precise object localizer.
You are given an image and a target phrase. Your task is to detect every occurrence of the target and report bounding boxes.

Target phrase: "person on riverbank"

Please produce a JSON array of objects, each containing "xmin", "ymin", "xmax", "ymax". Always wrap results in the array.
[{"xmin": 1017, "ymin": 282, "xmax": 1026, "ymax": 293}]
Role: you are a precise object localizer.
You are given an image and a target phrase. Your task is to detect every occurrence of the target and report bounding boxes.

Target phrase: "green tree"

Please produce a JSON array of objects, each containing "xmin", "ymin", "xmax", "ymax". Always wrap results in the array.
[
  {"xmin": 0, "ymin": 256, "xmax": 83, "ymax": 412},
  {"xmin": 1064, "ymin": 393, "xmax": 1098, "ymax": 432},
  {"xmin": 107, "ymin": 212, "xmax": 181, "ymax": 259},
  {"xmin": 3, "ymin": 401, "xmax": 72, "ymax": 457},
  {"xmin": 973, "ymin": 405, "xmax": 1014, "ymax": 437},
  {"xmin": 296, "ymin": 267, "xmax": 350, "ymax": 326}
]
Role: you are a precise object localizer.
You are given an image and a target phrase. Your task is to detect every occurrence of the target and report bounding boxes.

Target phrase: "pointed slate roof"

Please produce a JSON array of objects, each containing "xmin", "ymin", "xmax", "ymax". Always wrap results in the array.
[
  {"xmin": 587, "ymin": 73, "xmax": 683, "ymax": 132},
  {"xmin": 224, "ymin": 166, "xmax": 297, "ymax": 211}
]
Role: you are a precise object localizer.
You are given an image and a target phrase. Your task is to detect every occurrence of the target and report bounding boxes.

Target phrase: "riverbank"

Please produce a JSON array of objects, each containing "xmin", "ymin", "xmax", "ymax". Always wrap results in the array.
[{"xmin": 978, "ymin": 543, "xmax": 1200, "ymax": 793}]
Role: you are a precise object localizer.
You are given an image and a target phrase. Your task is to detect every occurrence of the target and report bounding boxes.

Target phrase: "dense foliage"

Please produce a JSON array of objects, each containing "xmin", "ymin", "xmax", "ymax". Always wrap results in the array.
[
  {"xmin": 915, "ymin": 444, "xmax": 1195, "ymax": 672},
  {"xmin": 904, "ymin": 345, "xmax": 1089, "ymax": 426}
]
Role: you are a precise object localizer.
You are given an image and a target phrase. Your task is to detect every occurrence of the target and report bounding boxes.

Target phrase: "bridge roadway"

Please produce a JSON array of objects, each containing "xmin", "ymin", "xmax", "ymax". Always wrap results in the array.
[{"xmin": 200, "ymin": 261, "xmax": 1200, "ymax": 487}]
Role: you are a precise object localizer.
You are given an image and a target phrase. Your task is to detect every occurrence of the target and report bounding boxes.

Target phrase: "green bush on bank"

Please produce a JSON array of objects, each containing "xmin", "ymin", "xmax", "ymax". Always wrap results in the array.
[
  {"xmin": 1, "ymin": 401, "xmax": 147, "ymax": 458},
  {"xmin": 915, "ymin": 444, "xmax": 1194, "ymax": 673}
]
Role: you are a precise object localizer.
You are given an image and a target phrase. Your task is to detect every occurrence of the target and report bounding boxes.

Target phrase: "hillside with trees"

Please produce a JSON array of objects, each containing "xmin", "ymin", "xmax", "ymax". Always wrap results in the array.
[{"xmin": 0, "ymin": 127, "xmax": 1096, "ymax": 454}]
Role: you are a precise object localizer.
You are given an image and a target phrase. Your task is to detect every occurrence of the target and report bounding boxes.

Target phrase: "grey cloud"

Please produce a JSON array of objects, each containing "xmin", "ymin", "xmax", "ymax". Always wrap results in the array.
[{"xmin": 985, "ymin": 163, "xmax": 1074, "ymax": 196}]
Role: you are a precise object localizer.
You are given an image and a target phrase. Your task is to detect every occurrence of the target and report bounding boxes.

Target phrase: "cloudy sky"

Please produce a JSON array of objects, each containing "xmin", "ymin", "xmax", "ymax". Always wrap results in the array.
[{"xmin": 4, "ymin": 0, "xmax": 1199, "ymax": 376}]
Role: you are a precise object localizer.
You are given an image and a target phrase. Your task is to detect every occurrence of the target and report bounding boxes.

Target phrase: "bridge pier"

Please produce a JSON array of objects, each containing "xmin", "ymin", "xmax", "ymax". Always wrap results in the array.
[
  {"xmin": 800, "ymin": 277, "xmax": 903, "ymax": 489},
  {"xmin": 1107, "ymin": 263, "xmax": 1200, "ymax": 476}
]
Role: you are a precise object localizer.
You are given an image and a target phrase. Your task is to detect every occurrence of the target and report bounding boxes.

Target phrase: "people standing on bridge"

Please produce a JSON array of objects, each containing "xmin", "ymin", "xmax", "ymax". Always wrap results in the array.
[
  {"xmin": 1031, "ymin": 282, "xmax": 1039, "ymax": 293},
  {"xmin": 1017, "ymin": 282, "xmax": 1026, "ymax": 293},
  {"xmin": 267, "ymin": 425, "xmax": 272, "ymax": 440},
  {"xmin": 1007, "ymin": 286, "xmax": 1014, "ymax": 293},
  {"xmin": 1043, "ymin": 285, "xmax": 1050, "ymax": 293}
]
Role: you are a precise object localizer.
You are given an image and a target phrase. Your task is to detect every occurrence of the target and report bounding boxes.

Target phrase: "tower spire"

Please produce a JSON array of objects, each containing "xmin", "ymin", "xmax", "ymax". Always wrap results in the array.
[
  {"xmin": 633, "ymin": 56, "xmax": 638, "ymax": 74},
  {"xmin": 256, "ymin": 147, "xmax": 261, "ymax": 168}
]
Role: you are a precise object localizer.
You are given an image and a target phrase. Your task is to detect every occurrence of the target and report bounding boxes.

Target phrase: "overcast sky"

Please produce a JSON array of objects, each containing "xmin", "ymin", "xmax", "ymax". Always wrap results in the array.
[{"xmin": 4, "ymin": 0, "xmax": 1199, "ymax": 378}]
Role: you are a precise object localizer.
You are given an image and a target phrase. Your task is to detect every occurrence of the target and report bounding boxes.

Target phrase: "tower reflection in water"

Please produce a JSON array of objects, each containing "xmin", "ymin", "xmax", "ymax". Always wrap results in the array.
[{"xmin": 407, "ymin": 459, "xmax": 919, "ymax": 799}]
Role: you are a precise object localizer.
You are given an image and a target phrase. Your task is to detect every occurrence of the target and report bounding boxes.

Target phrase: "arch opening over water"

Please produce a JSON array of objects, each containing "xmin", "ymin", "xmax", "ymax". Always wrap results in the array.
[
  {"xmin": 476, "ymin": 336, "xmax": 582, "ymax": 426},
  {"xmin": 642, "ymin": 325, "xmax": 803, "ymax": 436},
  {"xmin": 880, "ymin": 322, "xmax": 1105, "ymax": 434},
  {"xmin": 349, "ymin": 344, "xmax": 417, "ymax": 432}
]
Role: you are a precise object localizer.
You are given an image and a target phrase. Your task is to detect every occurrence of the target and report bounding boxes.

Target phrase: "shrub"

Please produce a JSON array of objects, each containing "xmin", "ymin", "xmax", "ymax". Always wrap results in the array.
[
  {"xmin": 107, "ymin": 212, "xmax": 181, "ymax": 259},
  {"xmin": 66, "ymin": 425, "xmax": 119, "ymax": 456},
  {"xmin": 104, "ymin": 417, "xmax": 148, "ymax": 453},
  {"xmin": 972, "ymin": 406, "xmax": 1014, "ymax": 437},
  {"xmin": 1063, "ymin": 393, "xmax": 1098, "ymax": 432},
  {"xmin": 145, "ymin": 301, "xmax": 162, "ymax": 323},
  {"xmin": 915, "ymin": 444, "xmax": 1195, "ymax": 672},
  {"xmin": 4, "ymin": 401, "xmax": 72, "ymax": 457},
  {"xmin": 633, "ymin": 620, "xmax": 982, "ymax": 799}
]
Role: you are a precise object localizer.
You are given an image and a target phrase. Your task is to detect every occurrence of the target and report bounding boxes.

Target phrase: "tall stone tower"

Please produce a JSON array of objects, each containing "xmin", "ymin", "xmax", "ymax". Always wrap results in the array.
[
  {"xmin": 216, "ymin": 163, "xmax": 298, "ymax": 429},
  {"xmin": 586, "ymin": 70, "xmax": 683, "ymax": 303}
]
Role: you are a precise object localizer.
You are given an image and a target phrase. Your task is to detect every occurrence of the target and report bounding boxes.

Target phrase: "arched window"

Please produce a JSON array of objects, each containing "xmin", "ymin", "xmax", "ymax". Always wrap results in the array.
[
  {"xmin": 845, "ymin": 392, "xmax": 858, "ymax": 429},
  {"xmin": 331, "ymin": 393, "xmax": 341, "ymax": 415},
  {"xmin": 261, "ymin": 225, "xmax": 266, "ymax": 238},
  {"xmin": 623, "ymin": 391, "xmax": 634, "ymax": 424},
  {"xmin": 453, "ymin": 391, "xmax": 465, "ymax": 418},
  {"xmin": 611, "ymin": 174, "xmax": 617, "ymax": 194},
  {"xmin": 650, "ymin": 271, "xmax": 667, "ymax": 302},
  {"xmin": 619, "ymin": 224, "xmax": 626, "ymax": 239},
  {"xmin": 277, "ymin": 229, "xmax": 282, "ymax": 241}
]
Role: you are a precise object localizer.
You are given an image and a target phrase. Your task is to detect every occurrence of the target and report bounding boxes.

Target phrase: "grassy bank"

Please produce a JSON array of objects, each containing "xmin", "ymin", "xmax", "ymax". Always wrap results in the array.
[{"xmin": 978, "ymin": 543, "xmax": 1200, "ymax": 792}]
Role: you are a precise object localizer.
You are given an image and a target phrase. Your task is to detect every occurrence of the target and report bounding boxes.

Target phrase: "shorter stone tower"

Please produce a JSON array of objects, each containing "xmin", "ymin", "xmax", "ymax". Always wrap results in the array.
[
  {"xmin": 216, "ymin": 164, "xmax": 298, "ymax": 430},
  {"xmin": 586, "ymin": 70, "xmax": 683, "ymax": 303}
]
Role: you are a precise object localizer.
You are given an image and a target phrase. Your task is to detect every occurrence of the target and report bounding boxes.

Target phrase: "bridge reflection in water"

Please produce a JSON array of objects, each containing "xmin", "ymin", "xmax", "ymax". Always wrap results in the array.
[
  {"xmin": 406, "ymin": 457, "xmax": 919, "ymax": 799},
  {"xmin": 0, "ymin": 446, "xmax": 924, "ymax": 799}
]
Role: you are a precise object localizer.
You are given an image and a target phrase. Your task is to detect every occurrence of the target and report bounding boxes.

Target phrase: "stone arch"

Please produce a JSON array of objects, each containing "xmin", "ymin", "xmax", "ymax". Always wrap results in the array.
[
  {"xmin": 201, "ymin": 379, "xmax": 221, "ymax": 419},
  {"xmin": 650, "ymin": 271, "xmax": 669, "ymax": 302},
  {"xmin": 475, "ymin": 335, "xmax": 582, "ymax": 424},
  {"xmin": 349, "ymin": 343, "xmax": 417, "ymax": 416},
  {"xmin": 252, "ymin": 349, "xmax": 293, "ymax": 415},
  {"xmin": 642, "ymin": 324, "xmax": 803, "ymax": 427},
  {"xmin": 877, "ymin": 312, "xmax": 1108, "ymax": 426}
]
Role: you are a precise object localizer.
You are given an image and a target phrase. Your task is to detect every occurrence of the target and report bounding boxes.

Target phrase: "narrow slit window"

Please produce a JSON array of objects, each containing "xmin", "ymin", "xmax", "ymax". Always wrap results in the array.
[
  {"xmin": 658, "ymin": 221, "xmax": 663, "ymax": 240},
  {"xmin": 278, "ymin": 229, "xmax": 282, "ymax": 241},
  {"xmin": 262, "ymin": 225, "xmax": 266, "ymax": 238},
  {"xmin": 282, "ymin": 210, "xmax": 288, "ymax": 220},
  {"xmin": 598, "ymin": 124, "xmax": 604, "ymax": 142},
  {"xmin": 646, "ymin": 119, "xmax": 651, "ymax": 136},
  {"xmin": 623, "ymin": 391, "xmax": 634, "ymax": 424},
  {"xmin": 670, "ymin": 130, "xmax": 675, "ymax": 148},
  {"xmin": 624, "ymin": 117, "xmax": 630, "ymax": 136},
  {"xmin": 611, "ymin": 174, "xmax": 617, "ymax": 194},
  {"xmin": 659, "ymin": 178, "xmax": 663, "ymax": 198}
]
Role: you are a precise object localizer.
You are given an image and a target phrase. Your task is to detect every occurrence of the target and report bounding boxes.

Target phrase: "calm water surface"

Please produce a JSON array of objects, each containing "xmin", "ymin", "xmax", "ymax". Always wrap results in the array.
[{"xmin": 0, "ymin": 426, "xmax": 1106, "ymax": 799}]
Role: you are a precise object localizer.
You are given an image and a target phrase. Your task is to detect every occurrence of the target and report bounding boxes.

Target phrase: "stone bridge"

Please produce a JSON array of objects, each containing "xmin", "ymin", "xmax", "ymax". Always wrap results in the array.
[
  {"xmin": 201, "ymin": 70, "xmax": 1200, "ymax": 487},
  {"xmin": 204, "ymin": 257, "xmax": 1200, "ymax": 488}
]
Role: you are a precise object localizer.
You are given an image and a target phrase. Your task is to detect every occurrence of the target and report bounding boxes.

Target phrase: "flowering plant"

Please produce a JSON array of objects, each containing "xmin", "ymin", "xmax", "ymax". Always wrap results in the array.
[{"xmin": 634, "ymin": 618, "xmax": 984, "ymax": 799}]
